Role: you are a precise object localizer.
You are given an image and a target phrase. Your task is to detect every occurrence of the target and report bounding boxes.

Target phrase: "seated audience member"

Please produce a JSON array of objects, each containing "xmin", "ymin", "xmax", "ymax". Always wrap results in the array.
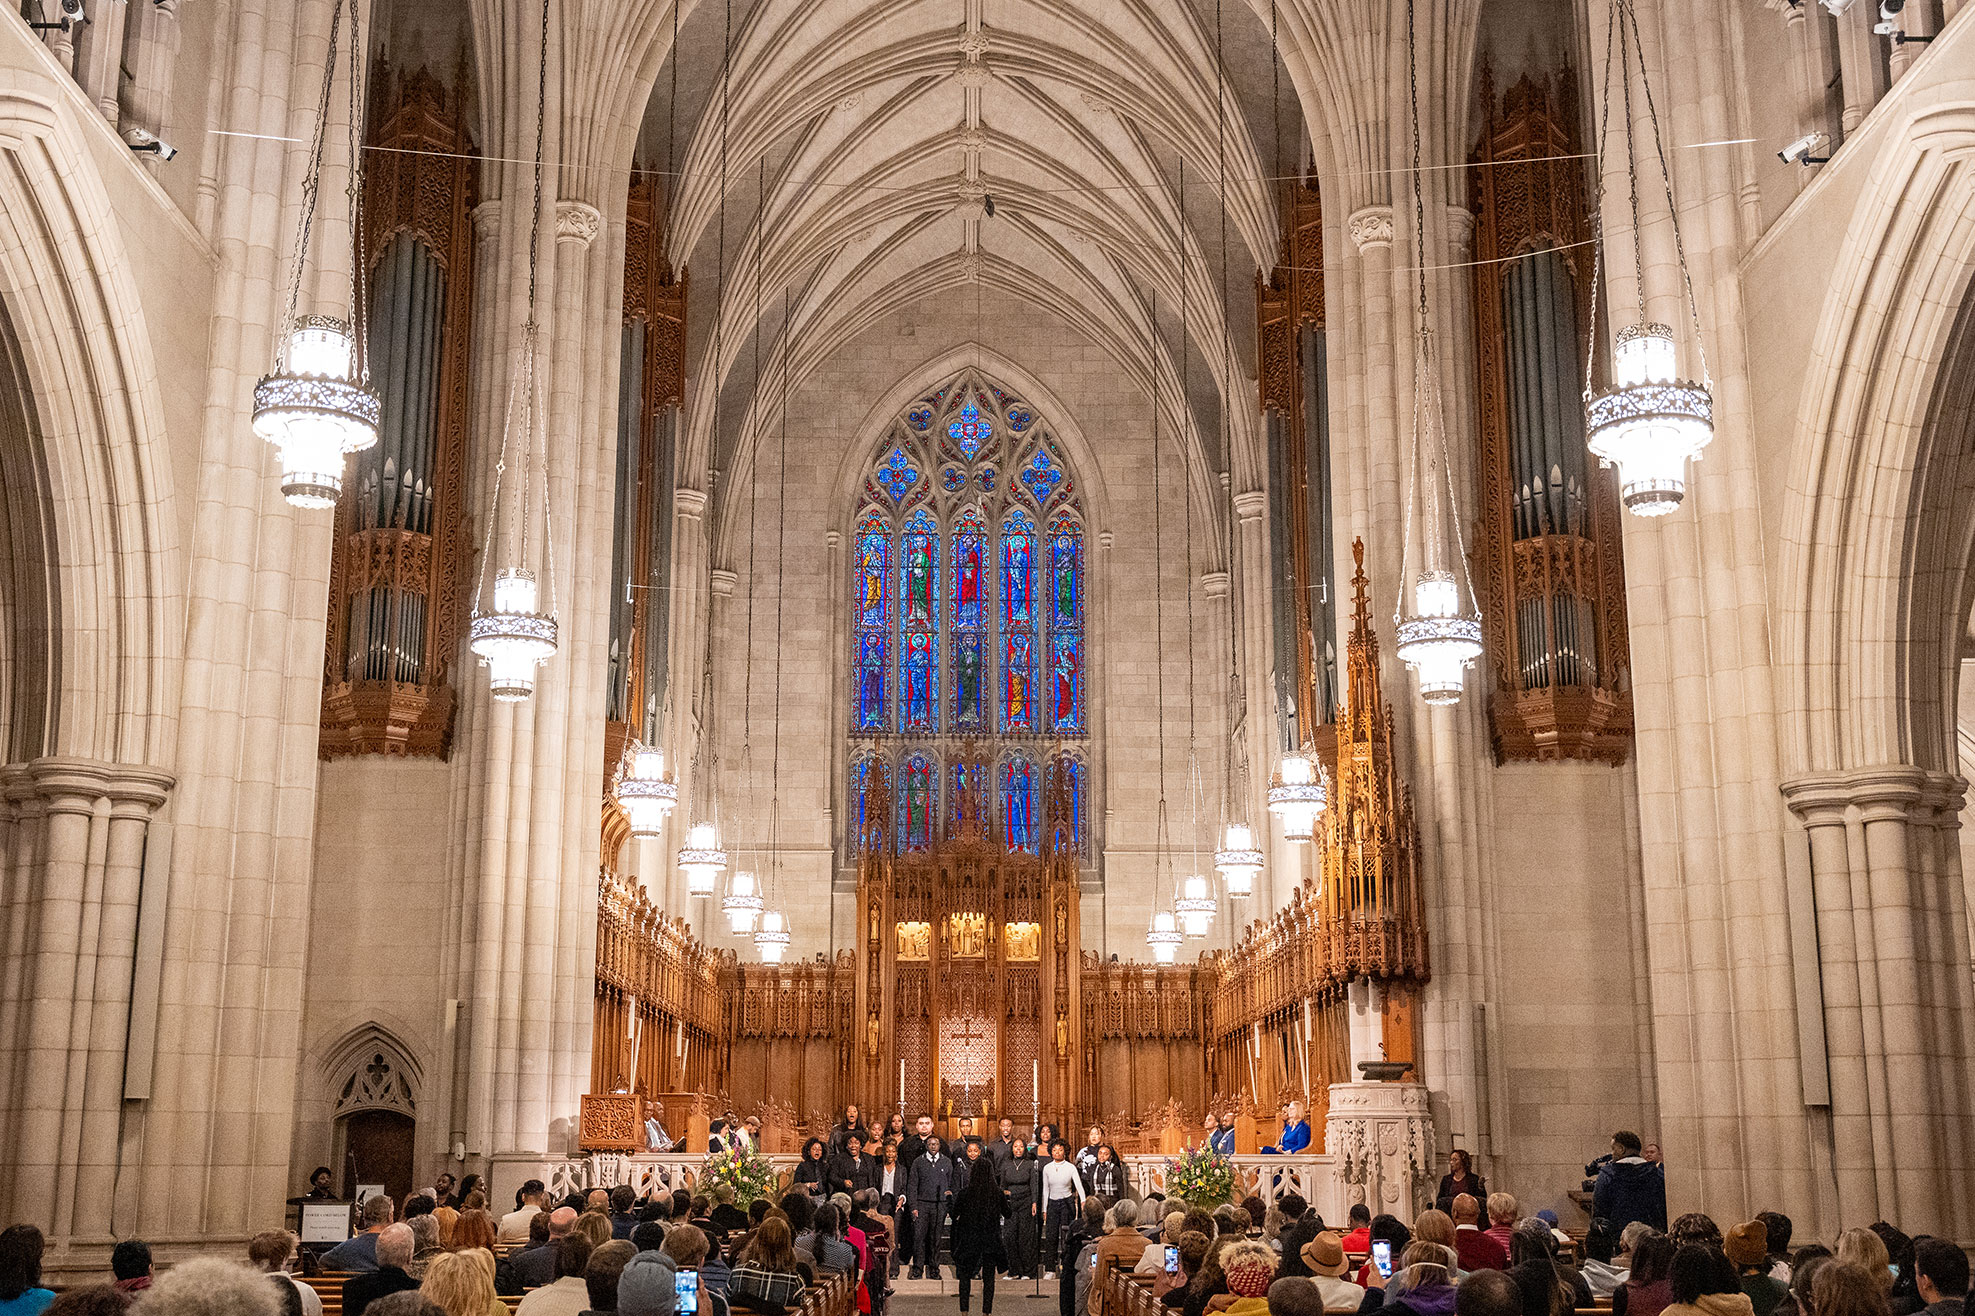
[
  {"xmin": 1867, "ymin": 1226, "xmax": 1921, "ymax": 1316},
  {"xmin": 1809, "ymin": 1265, "xmax": 1893, "ymax": 1316},
  {"xmin": 1482, "ymin": 1201, "xmax": 1517, "ymax": 1259},
  {"xmin": 406, "ymin": 1217, "xmax": 445, "ymax": 1278},
  {"xmin": 110, "ymin": 1240, "xmax": 153, "ymax": 1295},
  {"xmin": 802, "ymin": 1205, "xmax": 860, "ymax": 1278},
  {"xmin": 611, "ymin": 1187, "xmax": 642, "ymax": 1241},
  {"xmin": 1380, "ymin": 1242, "xmax": 1460, "ymax": 1316},
  {"xmin": 1505, "ymin": 1220, "xmax": 1592, "ymax": 1316},
  {"xmin": 133, "ymin": 1258, "xmax": 297, "ymax": 1315},
  {"xmin": 1585, "ymin": 1223, "xmax": 1654, "ymax": 1300},
  {"xmin": 1661, "ymin": 1245, "xmax": 1755, "ymax": 1316},
  {"xmin": 452, "ymin": 1210, "xmax": 500, "ymax": 1256},
  {"xmin": 249, "ymin": 1230, "xmax": 325, "ymax": 1316},
  {"xmin": 711, "ymin": 1188, "xmax": 752, "ymax": 1238},
  {"xmin": 631, "ymin": 1221, "xmax": 668, "ymax": 1256},
  {"xmin": 1778, "ymin": 1257, "xmax": 1834, "ymax": 1316},
  {"xmin": 405, "ymin": 1195, "xmax": 438, "ymax": 1223},
  {"xmin": 43, "ymin": 1287, "xmax": 130, "ymax": 1316},
  {"xmin": 583, "ymin": 1241, "xmax": 638, "ymax": 1314},
  {"xmin": 1614, "ymin": 1233, "xmax": 1677, "ymax": 1316},
  {"xmin": 431, "ymin": 1208, "xmax": 459, "ymax": 1249},
  {"xmin": 575, "ymin": 1212, "xmax": 616, "ymax": 1251},
  {"xmin": 1756, "ymin": 1217, "xmax": 1794, "ymax": 1285},
  {"xmin": 1910, "ymin": 1239, "xmax": 1967, "ymax": 1316},
  {"xmin": 1217, "ymin": 1242, "xmax": 1280, "ymax": 1316},
  {"xmin": 1266, "ymin": 1277, "xmax": 1327, "ymax": 1316},
  {"xmin": 367, "ymin": 1296, "xmax": 447, "ymax": 1316},
  {"xmin": 588, "ymin": 1190, "xmax": 613, "ymax": 1215},
  {"xmin": 619, "ymin": 1250, "xmax": 682, "ymax": 1316},
  {"xmin": 516, "ymin": 1236, "xmax": 598, "ymax": 1316},
  {"xmin": 1670, "ymin": 1217, "xmax": 1723, "ymax": 1253},
  {"xmin": 1162, "ymin": 1232, "xmax": 1213, "ymax": 1312},
  {"xmin": 1411, "ymin": 1212, "xmax": 1462, "ymax": 1276},
  {"xmin": 1138, "ymin": 1215, "xmax": 1187, "ymax": 1278},
  {"xmin": 1300, "ymin": 1232, "xmax": 1367, "ymax": 1310},
  {"xmin": 730, "ymin": 1218, "xmax": 807, "ymax": 1313},
  {"xmin": 1341, "ymin": 1207, "xmax": 1374, "ymax": 1257},
  {"xmin": 0, "ymin": 1231, "xmax": 55, "ymax": 1316},
  {"xmin": 345, "ymin": 1224, "xmax": 423, "ymax": 1316},
  {"xmin": 323, "ymin": 1195, "xmax": 399, "ymax": 1272},
  {"xmin": 1452, "ymin": 1198, "xmax": 1507, "ymax": 1273},
  {"xmin": 513, "ymin": 1209, "xmax": 575, "ymax": 1292},
  {"xmin": 1834, "ymin": 1233, "xmax": 1897, "ymax": 1309},
  {"xmin": 1727, "ymin": 1224, "xmax": 1788, "ymax": 1316},
  {"xmin": 1353, "ymin": 1218, "xmax": 1413, "ymax": 1291},
  {"xmin": 1459, "ymin": 1271, "xmax": 1529, "ymax": 1316},
  {"xmin": 419, "ymin": 1249, "xmax": 508, "ymax": 1316},
  {"xmin": 665, "ymin": 1224, "xmax": 732, "ymax": 1316},
  {"xmin": 502, "ymin": 1181, "xmax": 550, "ymax": 1245}
]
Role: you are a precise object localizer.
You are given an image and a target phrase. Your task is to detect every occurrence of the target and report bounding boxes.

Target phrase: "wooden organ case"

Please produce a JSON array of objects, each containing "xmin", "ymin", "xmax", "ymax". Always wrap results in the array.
[{"xmin": 852, "ymin": 759, "xmax": 1084, "ymax": 1124}]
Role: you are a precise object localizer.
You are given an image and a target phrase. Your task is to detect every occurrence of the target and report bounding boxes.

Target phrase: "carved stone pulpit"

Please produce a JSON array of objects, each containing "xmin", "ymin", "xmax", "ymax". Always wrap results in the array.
[{"xmin": 1324, "ymin": 1080, "xmax": 1433, "ymax": 1224}]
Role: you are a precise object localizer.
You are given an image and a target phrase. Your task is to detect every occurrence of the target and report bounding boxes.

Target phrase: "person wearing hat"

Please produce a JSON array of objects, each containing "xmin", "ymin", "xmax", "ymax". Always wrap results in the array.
[
  {"xmin": 1302, "ymin": 1232, "xmax": 1367, "ymax": 1311},
  {"xmin": 1725, "ymin": 1224, "xmax": 1787, "ymax": 1316},
  {"xmin": 620, "ymin": 1248, "xmax": 680, "ymax": 1316},
  {"xmin": 1218, "ymin": 1242, "xmax": 1281, "ymax": 1316}
]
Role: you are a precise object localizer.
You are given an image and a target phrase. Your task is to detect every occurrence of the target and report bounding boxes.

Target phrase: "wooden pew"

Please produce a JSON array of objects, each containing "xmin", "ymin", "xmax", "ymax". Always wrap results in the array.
[{"xmin": 299, "ymin": 1274, "xmax": 350, "ymax": 1316}]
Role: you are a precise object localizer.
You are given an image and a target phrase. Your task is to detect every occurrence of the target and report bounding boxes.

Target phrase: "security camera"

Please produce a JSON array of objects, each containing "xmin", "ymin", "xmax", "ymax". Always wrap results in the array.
[
  {"xmin": 28, "ymin": 0, "xmax": 83, "ymax": 30},
  {"xmin": 1777, "ymin": 132, "xmax": 1829, "ymax": 166},
  {"xmin": 123, "ymin": 127, "xmax": 177, "ymax": 161},
  {"xmin": 57, "ymin": 0, "xmax": 83, "ymax": 19}
]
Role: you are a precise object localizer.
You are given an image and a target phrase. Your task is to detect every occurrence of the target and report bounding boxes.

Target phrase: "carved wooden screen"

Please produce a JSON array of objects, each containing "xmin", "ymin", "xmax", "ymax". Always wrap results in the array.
[
  {"xmin": 320, "ymin": 63, "xmax": 476, "ymax": 758},
  {"xmin": 1470, "ymin": 70, "xmax": 1632, "ymax": 763}
]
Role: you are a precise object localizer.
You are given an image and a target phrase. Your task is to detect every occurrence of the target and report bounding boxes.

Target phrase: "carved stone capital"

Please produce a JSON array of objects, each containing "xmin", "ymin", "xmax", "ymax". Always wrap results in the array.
[
  {"xmin": 1348, "ymin": 207, "xmax": 1394, "ymax": 252},
  {"xmin": 1201, "ymin": 570, "xmax": 1230, "ymax": 600},
  {"xmin": 709, "ymin": 569, "xmax": 738, "ymax": 598},
  {"xmin": 557, "ymin": 200, "xmax": 603, "ymax": 248},
  {"xmin": 1445, "ymin": 205, "xmax": 1477, "ymax": 258},
  {"xmin": 673, "ymin": 487, "xmax": 709, "ymax": 519},
  {"xmin": 1233, "ymin": 490, "xmax": 1267, "ymax": 522}
]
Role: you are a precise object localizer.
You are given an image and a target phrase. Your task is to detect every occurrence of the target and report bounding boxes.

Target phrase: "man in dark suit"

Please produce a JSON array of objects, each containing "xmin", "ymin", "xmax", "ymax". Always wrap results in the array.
[
  {"xmin": 906, "ymin": 1134, "xmax": 955, "ymax": 1280},
  {"xmin": 341, "ymin": 1225, "xmax": 419, "ymax": 1316},
  {"xmin": 987, "ymin": 1118, "xmax": 1017, "ymax": 1177},
  {"xmin": 828, "ymin": 1131, "xmax": 879, "ymax": 1197}
]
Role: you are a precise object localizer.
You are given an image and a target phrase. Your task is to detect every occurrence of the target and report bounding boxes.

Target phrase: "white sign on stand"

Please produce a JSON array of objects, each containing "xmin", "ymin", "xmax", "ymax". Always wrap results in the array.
[{"xmin": 299, "ymin": 1201, "xmax": 353, "ymax": 1245}]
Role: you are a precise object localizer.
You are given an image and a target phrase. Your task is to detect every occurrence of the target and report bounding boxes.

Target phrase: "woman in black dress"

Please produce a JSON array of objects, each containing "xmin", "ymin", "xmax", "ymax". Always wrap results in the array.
[
  {"xmin": 1001, "ymin": 1136, "xmax": 1040, "ymax": 1278},
  {"xmin": 950, "ymin": 1154, "xmax": 1010, "ymax": 1315},
  {"xmin": 1433, "ymin": 1149, "xmax": 1486, "ymax": 1215},
  {"xmin": 795, "ymin": 1137, "xmax": 830, "ymax": 1197}
]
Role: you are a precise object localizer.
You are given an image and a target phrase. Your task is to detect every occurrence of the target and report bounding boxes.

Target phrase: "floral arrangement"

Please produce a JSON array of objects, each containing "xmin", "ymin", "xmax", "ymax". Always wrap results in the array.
[
  {"xmin": 701, "ymin": 1142, "xmax": 781, "ymax": 1206},
  {"xmin": 1165, "ymin": 1142, "xmax": 1236, "ymax": 1209}
]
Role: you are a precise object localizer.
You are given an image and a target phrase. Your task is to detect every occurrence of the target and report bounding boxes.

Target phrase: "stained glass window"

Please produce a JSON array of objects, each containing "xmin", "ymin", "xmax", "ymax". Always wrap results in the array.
[{"xmin": 849, "ymin": 378, "xmax": 1090, "ymax": 857}]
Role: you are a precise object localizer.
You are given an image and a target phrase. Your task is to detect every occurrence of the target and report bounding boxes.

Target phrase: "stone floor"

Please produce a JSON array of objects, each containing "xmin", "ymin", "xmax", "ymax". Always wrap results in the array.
[{"xmin": 886, "ymin": 1279, "xmax": 1062, "ymax": 1312}]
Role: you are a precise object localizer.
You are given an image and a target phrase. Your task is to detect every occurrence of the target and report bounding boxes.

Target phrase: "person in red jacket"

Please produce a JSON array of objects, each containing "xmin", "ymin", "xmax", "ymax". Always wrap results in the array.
[{"xmin": 1452, "ymin": 1195, "xmax": 1508, "ymax": 1270}]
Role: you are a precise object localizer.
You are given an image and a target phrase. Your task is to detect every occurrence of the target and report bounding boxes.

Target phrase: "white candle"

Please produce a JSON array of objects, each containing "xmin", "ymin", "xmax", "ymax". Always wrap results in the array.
[
  {"xmin": 1032, "ymin": 1058, "xmax": 1039, "ymax": 1103},
  {"xmin": 899, "ymin": 1058, "xmax": 906, "ymax": 1104}
]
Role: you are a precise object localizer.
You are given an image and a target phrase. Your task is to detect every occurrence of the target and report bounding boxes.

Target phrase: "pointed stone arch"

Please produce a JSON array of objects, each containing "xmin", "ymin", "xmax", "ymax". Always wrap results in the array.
[{"xmin": 323, "ymin": 1024, "xmax": 424, "ymax": 1119}]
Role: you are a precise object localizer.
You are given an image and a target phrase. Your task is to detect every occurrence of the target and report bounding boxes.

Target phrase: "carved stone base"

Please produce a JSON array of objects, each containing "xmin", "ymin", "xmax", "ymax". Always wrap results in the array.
[{"xmin": 1324, "ymin": 1081, "xmax": 1433, "ymax": 1223}]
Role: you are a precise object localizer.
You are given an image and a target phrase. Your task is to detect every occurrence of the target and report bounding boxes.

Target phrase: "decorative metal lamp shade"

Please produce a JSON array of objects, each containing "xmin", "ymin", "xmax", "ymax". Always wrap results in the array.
[
  {"xmin": 1266, "ymin": 755, "xmax": 1327, "ymax": 842},
  {"xmin": 723, "ymin": 871, "xmax": 763, "ymax": 934},
  {"xmin": 1214, "ymin": 822, "xmax": 1264, "ymax": 898},
  {"xmin": 1146, "ymin": 910, "xmax": 1183, "ymax": 964},
  {"xmin": 679, "ymin": 822, "xmax": 727, "ymax": 897},
  {"xmin": 1587, "ymin": 322, "xmax": 1714, "ymax": 516},
  {"xmin": 754, "ymin": 909, "xmax": 791, "ymax": 963},
  {"xmin": 469, "ymin": 567, "xmax": 558, "ymax": 702},
  {"xmin": 1175, "ymin": 874, "xmax": 1215, "ymax": 939},
  {"xmin": 1395, "ymin": 570, "xmax": 1484, "ymax": 706},
  {"xmin": 252, "ymin": 316, "xmax": 380, "ymax": 507},
  {"xmin": 614, "ymin": 744, "xmax": 678, "ymax": 838}
]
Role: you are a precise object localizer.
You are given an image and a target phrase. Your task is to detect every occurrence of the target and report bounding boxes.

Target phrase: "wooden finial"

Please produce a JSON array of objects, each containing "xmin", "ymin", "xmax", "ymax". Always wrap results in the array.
[{"xmin": 1350, "ymin": 537, "xmax": 1371, "ymax": 633}]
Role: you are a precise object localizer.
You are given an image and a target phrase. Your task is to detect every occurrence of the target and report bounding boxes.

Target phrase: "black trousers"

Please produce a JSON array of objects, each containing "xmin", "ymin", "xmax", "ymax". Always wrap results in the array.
[
  {"xmin": 912, "ymin": 1202, "xmax": 945, "ymax": 1273},
  {"xmin": 957, "ymin": 1259, "xmax": 996, "ymax": 1314}
]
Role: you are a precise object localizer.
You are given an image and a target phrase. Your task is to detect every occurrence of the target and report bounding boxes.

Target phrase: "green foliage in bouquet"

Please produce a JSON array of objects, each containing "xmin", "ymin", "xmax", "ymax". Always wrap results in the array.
[
  {"xmin": 1165, "ymin": 1143, "xmax": 1236, "ymax": 1209},
  {"xmin": 702, "ymin": 1143, "xmax": 781, "ymax": 1205}
]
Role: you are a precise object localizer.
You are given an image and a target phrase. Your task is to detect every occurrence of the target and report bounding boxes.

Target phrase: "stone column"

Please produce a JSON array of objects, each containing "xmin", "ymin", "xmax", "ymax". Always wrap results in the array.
[
  {"xmin": 1781, "ymin": 768, "xmax": 1975, "ymax": 1239},
  {"xmin": 665, "ymin": 485, "xmax": 712, "ymax": 934},
  {"xmin": 71, "ymin": 0, "xmax": 128, "ymax": 124}
]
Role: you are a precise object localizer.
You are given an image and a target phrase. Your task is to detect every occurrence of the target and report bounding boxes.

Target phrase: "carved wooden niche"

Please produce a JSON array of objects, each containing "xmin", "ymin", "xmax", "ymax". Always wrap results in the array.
[
  {"xmin": 1469, "ymin": 69, "xmax": 1632, "ymax": 764},
  {"xmin": 320, "ymin": 62, "xmax": 477, "ymax": 758}
]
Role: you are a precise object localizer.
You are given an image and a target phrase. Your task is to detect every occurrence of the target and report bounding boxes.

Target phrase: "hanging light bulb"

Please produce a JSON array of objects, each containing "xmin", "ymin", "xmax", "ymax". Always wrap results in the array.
[
  {"xmin": 1395, "ymin": 569, "xmax": 1484, "ymax": 706},
  {"xmin": 1145, "ymin": 910, "xmax": 1183, "ymax": 964},
  {"xmin": 679, "ymin": 822, "xmax": 727, "ymax": 898},
  {"xmin": 723, "ymin": 871, "xmax": 763, "ymax": 934},
  {"xmin": 614, "ymin": 743, "xmax": 678, "ymax": 838},
  {"xmin": 469, "ymin": 567, "xmax": 558, "ymax": 702},
  {"xmin": 1266, "ymin": 754, "xmax": 1328, "ymax": 842},
  {"xmin": 253, "ymin": 316, "xmax": 380, "ymax": 507},
  {"xmin": 754, "ymin": 908, "xmax": 791, "ymax": 963},
  {"xmin": 1175, "ymin": 874, "xmax": 1215, "ymax": 939},
  {"xmin": 1587, "ymin": 323, "xmax": 1713, "ymax": 516},
  {"xmin": 1213, "ymin": 823, "xmax": 1263, "ymax": 898}
]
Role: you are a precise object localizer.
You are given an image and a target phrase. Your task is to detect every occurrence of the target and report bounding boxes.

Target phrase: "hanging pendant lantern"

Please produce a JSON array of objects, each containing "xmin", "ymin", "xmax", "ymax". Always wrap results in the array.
[
  {"xmin": 679, "ymin": 821, "xmax": 727, "ymax": 897},
  {"xmin": 1586, "ymin": 322, "xmax": 1713, "ymax": 515},
  {"xmin": 614, "ymin": 743, "xmax": 678, "ymax": 838},
  {"xmin": 1175, "ymin": 874, "xmax": 1215, "ymax": 939},
  {"xmin": 253, "ymin": 316, "xmax": 380, "ymax": 507},
  {"xmin": 1395, "ymin": 569, "xmax": 1484, "ymax": 705},
  {"xmin": 754, "ymin": 908, "xmax": 791, "ymax": 963},
  {"xmin": 1266, "ymin": 754, "xmax": 1328, "ymax": 842},
  {"xmin": 1145, "ymin": 910, "xmax": 1183, "ymax": 964},
  {"xmin": 723, "ymin": 871, "xmax": 763, "ymax": 934},
  {"xmin": 1213, "ymin": 822, "xmax": 1263, "ymax": 898},
  {"xmin": 469, "ymin": 567, "xmax": 558, "ymax": 702}
]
